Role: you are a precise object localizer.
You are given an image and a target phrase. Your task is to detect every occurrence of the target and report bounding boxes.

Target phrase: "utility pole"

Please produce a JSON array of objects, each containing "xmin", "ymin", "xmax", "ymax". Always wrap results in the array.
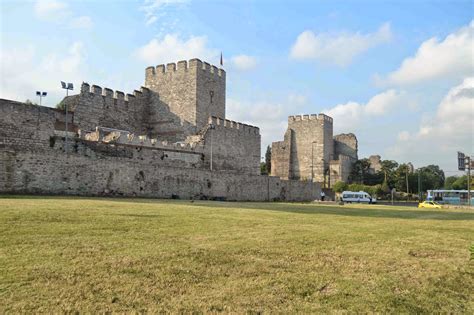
[
  {"xmin": 406, "ymin": 167, "xmax": 409, "ymax": 203},
  {"xmin": 467, "ymin": 156, "xmax": 472, "ymax": 208},
  {"xmin": 418, "ymin": 171, "xmax": 422, "ymax": 201},
  {"xmin": 458, "ymin": 152, "xmax": 472, "ymax": 207}
]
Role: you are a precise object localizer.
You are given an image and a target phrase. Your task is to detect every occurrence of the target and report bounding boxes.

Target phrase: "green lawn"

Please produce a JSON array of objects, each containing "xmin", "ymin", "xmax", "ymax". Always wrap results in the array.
[{"xmin": 0, "ymin": 196, "xmax": 473, "ymax": 313}]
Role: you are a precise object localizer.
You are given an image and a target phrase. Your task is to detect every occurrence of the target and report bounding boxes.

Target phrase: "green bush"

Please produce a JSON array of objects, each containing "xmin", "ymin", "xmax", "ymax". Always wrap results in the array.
[{"xmin": 333, "ymin": 181, "xmax": 348, "ymax": 193}]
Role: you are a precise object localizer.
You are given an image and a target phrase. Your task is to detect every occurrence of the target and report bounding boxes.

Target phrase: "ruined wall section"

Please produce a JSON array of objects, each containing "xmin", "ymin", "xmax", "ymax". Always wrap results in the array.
[
  {"xmin": 73, "ymin": 83, "xmax": 151, "ymax": 135},
  {"xmin": 271, "ymin": 129, "xmax": 292, "ymax": 179},
  {"xmin": 145, "ymin": 59, "xmax": 225, "ymax": 139},
  {"xmin": 334, "ymin": 133, "xmax": 358, "ymax": 160},
  {"xmin": 329, "ymin": 154, "xmax": 353, "ymax": 187},
  {"xmin": 203, "ymin": 116, "xmax": 260, "ymax": 175},
  {"xmin": 368, "ymin": 155, "xmax": 382, "ymax": 174},
  {"xmin": 287, "ymin": 114, "xmax": 333, "ymax": 181},
  {"xmin": 0, "ymin": 99, "xmax": 66, "ymax": 152}
]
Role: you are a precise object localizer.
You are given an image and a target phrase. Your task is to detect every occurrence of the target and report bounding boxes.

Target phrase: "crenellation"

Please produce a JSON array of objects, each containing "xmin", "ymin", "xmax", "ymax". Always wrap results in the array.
[
  {"xmin": 166, "ymin": 63, "xmax": 176, "ymax": 72},
  {"xmin": 81, "ymin": 82, "xmax": 90, "ymax": 93},
  {"xmin": 133, "ymin": 90, "xmax": 142, "ymax": 97},
  {"xmin": 188, "ymin": 58, "xmax": 202, "ymax": 69},
  {"xmin": 103, "ymin": 88, "xmax": 113, "ymax": 97},
  {"xmin": 177, "ymin": 60, "xmax": 188, "ymax": 71},
  {"xmin": 114, "ymin": 90, "xmax": 125, "ymax": 100},
  {"xmin": 91, "ymin": 85, "xmax": 102, "ymax": 94},
  {"xmin": 156, "ymin": 64, "xmax": 165, "ymax": 73},
  {"xmin": 145, "ymin": 66, "xmax": 155, "ymax": 76}
]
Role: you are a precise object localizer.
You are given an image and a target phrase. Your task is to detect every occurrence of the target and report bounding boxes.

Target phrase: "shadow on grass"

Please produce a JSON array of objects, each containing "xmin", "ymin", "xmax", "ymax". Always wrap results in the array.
[{"xmin": 1, "ymin": 195, "xmax": 473, "ymax": 221}]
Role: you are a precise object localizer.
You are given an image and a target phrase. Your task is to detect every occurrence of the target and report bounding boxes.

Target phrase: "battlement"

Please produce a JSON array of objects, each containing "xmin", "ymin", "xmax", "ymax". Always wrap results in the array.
[
  {"xmin": 81, "ymin": 82, "xmax": 150, "ymax": 103},
  {"xmin": 145, "ymin": 58, "xmax": 225, "ymax": 79},
  {"xmin": 208, "ymin": 116, "xmax": 260, "ymax": 135},
  {"xmin": 288, "ymin": 114, "xmax": 333, "ymax": 123}
]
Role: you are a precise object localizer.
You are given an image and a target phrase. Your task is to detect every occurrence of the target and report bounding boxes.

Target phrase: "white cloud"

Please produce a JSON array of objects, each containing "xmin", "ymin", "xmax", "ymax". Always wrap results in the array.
[
  {"xmin": 323, "ymin": 89, "xmax": 407, "ymax": 132},
  {"xmin": 377, "ymin": 21, "xmax": 474, "ymax": 86},
  {"xmin": 227, "ymin": 94, "xmax": 308, "ymax": 154},
  {"xmin": 34, "ymin": 0, "xmax": 93, "ymax": 30},
  {"xmin": 290, "ymin": 22, "xmax": 392, "ymax": 66},
  {"xmin": 387, "ymin": 78, "xmax": 474, "ymax": 170},
  {"xmin": 35, "ymin": 0, "xmax": 70, "ymax": 21},
  {"xmin": 135, "ymin": 34, "xmax": 218, "ymax": 64},
  {"xmin": 141, "ymin": 0, "xmax": 189, "ymax": 26},
  {"xmin": 0, "ymin": 41, "xmax": 87, "ymax": 106},
  {"xmin": 231, "ymin": 55, "xmax": 257, "ymax": 71},
  {"xmin": 70, "ymin": 16, "xmax": 93, "ymax": 30}
]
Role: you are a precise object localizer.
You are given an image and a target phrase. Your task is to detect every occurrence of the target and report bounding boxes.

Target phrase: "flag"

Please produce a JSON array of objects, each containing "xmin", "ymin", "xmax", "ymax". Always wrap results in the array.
[{"xmin": 220, "ymin": 52, "xmax": 223, "ymax": 66}]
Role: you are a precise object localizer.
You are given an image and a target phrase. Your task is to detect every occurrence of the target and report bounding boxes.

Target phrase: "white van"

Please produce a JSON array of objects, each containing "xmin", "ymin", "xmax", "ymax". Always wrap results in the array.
[{"xmin": 341, "ymin": 191, "xmax": 376, "ymax": 204}]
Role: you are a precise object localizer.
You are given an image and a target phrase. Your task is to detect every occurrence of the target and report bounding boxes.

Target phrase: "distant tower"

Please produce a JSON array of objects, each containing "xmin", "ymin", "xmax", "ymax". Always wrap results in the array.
[
  {"xmin": 271, "ymin": 114, "xmax": 334, "ymax": 181},
  {"xmin": 145, "ymin": 59, "xmax": 225, "ymax": 136}
]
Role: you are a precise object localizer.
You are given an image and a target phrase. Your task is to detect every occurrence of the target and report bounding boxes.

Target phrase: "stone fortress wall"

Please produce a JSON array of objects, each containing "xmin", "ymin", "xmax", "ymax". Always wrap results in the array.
[
  {"xmin": 0, "ymin": 58, "xmax": 320, "ymax": 201},
  {"xmin": 271, "ymin": 114, "xmax": 358, "ymax": 187}
]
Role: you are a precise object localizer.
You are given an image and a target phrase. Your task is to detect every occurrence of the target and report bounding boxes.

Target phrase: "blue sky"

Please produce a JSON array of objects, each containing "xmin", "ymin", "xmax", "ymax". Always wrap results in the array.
[{"xmin": 1, "ymin": 0, "xmax": 473, "ymax": 174}]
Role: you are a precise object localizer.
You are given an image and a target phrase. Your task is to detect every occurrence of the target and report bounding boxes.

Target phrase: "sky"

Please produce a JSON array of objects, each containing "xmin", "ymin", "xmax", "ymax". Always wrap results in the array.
[{"xmin": 1, "ymin": 0, "xmax": 473, "ymax": 175}]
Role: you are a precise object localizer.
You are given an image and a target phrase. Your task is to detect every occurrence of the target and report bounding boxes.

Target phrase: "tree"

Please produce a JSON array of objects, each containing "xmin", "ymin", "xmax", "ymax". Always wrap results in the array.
[
  {"xmin": 450, "ymin": 175, "xmax": 474, "ymax": 190},
  {"xmin": 333, "ymin": 181, "xmax": 348, "ymax": 193},
  {"xmin": 265, "ymin": 145, "xmax": 271, "ymax": 174},
  {"xmin": 445, "ymin": 176, "xmax": 459, "ymax": 189},
  {"xmin": 349, "ymin": 158, "xmax": 371, "ymax": 183},
  {"xmin": 394, "ymin": 164, "xmax": 411, "ymax": 193},
  {"xmin": 379, "ymin": 160, "xmax": 398, "ymax": 188},
  {"xmin": 418, "ymin": 165, "xmax": 445, "ymax": 191},
  {"xmin": 260, "ymin": 162, "xmax": 267, "ymax": 175}
]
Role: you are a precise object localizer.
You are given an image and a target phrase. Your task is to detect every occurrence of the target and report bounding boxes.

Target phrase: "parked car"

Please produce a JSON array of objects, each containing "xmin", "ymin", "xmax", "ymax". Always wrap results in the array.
[
  {"xmin": 418, "ymin": 201, "xmax": 442, "ymax": 209},
  {"xmin": 341, "ymin": 191, "xmax": 376, "ymax": 204}
]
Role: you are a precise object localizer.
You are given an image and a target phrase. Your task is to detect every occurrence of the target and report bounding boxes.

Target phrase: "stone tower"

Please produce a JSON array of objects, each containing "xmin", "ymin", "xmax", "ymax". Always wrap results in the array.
[
  {"xmin": 145, "ymin": 59, "xmax": 225, "ymax": 137},
  {"xmin": 271, "ymin": 114, "xmax": 334, "ymax": 181}
]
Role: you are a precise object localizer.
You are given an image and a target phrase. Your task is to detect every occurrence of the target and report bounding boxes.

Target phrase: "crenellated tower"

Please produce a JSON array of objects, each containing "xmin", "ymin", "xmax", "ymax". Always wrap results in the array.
[{"xmin": 145, "ymin": 59, "xmax": 225, "ymax": 137}]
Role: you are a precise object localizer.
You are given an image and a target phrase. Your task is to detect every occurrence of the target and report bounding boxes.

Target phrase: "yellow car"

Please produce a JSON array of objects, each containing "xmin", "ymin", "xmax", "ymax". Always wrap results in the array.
[{"xmin": 418, "ymin": 201, "xmax": 442, "ymax": 209}]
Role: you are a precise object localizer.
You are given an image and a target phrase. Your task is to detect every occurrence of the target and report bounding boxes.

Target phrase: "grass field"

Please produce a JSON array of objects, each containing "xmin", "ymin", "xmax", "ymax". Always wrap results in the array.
[{"xmin": 0, "ymin": 196, "xmax": 473, "ymax": 313}]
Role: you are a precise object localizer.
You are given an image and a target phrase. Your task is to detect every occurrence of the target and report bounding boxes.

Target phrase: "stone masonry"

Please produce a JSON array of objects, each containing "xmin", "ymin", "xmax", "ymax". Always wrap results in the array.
[
  {"xmin": 271, "ymin": 114, "xmax": 358, "ymax": 187},
  {"xmin": 0, "ymin": 59, "xmax": 320, "ymax": 201}
]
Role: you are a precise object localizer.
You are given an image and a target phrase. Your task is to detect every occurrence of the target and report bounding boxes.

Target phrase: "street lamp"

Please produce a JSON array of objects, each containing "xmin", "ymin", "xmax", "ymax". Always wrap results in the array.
[
  {"xmin": 61, "ymin": 81, "xmax": 74, "ymax": 157},
  {"xmin": 36, "ymin": 91, "xmax": 47, "ymax": 105},
  {"xmin": 209, "ymin": 123, "xmax": 216, "ymax": 171}
]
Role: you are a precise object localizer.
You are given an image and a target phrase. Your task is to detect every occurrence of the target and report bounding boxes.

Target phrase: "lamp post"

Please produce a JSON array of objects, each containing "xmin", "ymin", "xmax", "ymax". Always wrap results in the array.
[
  {"xmin": 36, "ymin": 91, "xmax": 47, "ymax": 105},
  {"xmin": 61, "ymin": 81, "xmax": 74, "ymax": 157},
  {"xmin": 209, "ymin": 123, "xmax": 215, "ymax": 171}
]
